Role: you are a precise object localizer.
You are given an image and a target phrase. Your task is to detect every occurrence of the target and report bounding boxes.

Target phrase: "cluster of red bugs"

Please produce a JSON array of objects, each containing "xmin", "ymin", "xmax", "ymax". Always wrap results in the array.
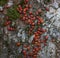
[{"xmin": 16, "ymin": 0, "xmax": 48, "ymax": 58}]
